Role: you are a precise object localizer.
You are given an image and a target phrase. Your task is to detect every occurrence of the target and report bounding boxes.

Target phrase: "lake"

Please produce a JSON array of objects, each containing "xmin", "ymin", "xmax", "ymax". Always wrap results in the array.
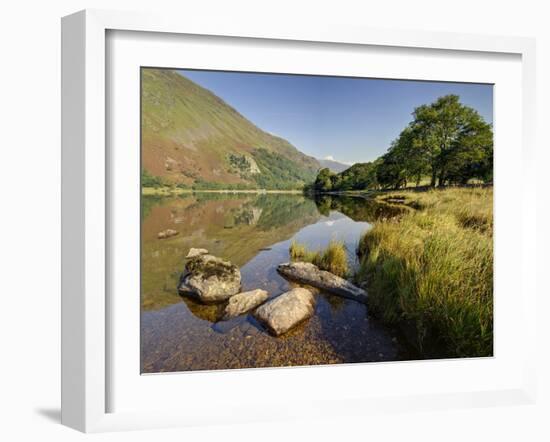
[{"xmin": 141, "ymin": 193, "xmax": 413, "ymax": 373}]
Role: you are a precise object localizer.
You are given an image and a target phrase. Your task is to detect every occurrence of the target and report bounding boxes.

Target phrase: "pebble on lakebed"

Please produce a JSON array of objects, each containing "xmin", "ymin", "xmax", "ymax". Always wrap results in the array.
[{"xmin": 157, "ymin": 229, "xmax": 178, "ymax": 239}]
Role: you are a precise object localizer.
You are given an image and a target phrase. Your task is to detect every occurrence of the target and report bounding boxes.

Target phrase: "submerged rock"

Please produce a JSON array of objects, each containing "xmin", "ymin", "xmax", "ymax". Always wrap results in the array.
[
  {"xmin": 158, "ymin": 229, "xmax": 178, "ymax": 239},
  {"xmin": 254, "ymin": 288, "xmax": 315, "ymax": 336},
  {"xmin": 211, "ymin": 316, "xmax": 241, "ymax": 334},
  {"xmin": 277, "ymin": 262, "xmax": 367, "ymax": 304},
  {"xmin": 223, "ymin": 289, "xmax": 269, "ymax": 320},
  {"xmin": 186, "ymin": 248, "xmax": 209, "ymax": 258},
  {"xmin": 178, "ymin": 254, "xmax": 241, "ymax": 303}
]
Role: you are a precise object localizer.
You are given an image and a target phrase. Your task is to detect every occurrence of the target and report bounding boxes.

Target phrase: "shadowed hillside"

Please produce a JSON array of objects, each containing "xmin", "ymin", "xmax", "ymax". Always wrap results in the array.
[{"xmin": 141, "ymin": 68, "xmax": 320, "ymax": 189}]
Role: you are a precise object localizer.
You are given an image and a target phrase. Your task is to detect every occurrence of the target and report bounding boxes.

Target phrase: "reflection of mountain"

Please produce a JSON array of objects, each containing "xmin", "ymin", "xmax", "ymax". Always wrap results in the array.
[
  {"xmin": 225, "ymin": 204, "xmax": 263, "ymax": 227},
  {"xmin": 141, "ymin": 194, "xmax": 321, "ymax": 311},
  {"xmin": 313, "ymin": 195, "xmax": 406, "ymax": 222}
]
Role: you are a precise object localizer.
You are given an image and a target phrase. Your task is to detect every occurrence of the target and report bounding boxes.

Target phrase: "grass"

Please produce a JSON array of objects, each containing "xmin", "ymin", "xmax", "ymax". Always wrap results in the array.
[
  {"xmin": 356, "ymin": 187, "xmax": 493, "ymax": 358},
  {"xmin": 375, "ymin": 187, "xmax": 493, "ymax": 233},
  {"xmin": 289, "ymin": 240, "xmax": 349, "ymax": 278}
]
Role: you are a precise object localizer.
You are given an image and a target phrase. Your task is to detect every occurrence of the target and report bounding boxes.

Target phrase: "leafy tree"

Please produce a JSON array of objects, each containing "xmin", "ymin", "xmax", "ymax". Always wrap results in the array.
[
  {"xmin": 376, "ymin": 151, "xmax": 407, "ymax": 189},
  {"xmin": 309, "ymin": 95, "xmax": 492, "ymax": 193},
  {"xmin": 314, "ymin": 168, "xmax": 335, "ymax": 192},
  {"xmin": 141, "ymin": 169, "xmax": 164, "ymax": 188},
  {"xmin": 374, "ymin": 95, "xmax": 493, "ymax": 188},
  {"xmin": 338, "ymin": 162, "xmax": 378, "ymax": 190},
  {"xmin": 407, "ymin": 95, "xmax": 493, "ymax": 186},
  {"xmin": 440, "ymin": 107, "xmax": 494, "ymax": 184}
]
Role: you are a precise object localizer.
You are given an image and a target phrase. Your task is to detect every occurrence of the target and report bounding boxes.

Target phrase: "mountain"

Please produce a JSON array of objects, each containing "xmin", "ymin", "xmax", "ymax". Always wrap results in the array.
[
  {"xmin": 141, "ymin": 69, "xmax": 320, "ymax": 189},
  {"xmin": 318, "ymin": 158, "xmax": 351, "ymax": 173}
]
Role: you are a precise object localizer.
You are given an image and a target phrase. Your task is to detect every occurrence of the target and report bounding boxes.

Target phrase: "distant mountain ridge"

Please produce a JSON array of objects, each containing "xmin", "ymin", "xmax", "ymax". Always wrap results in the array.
[
  {"xmin": 141, "ymin": 69, "xmax": 320, "ymax": 189},
  {"xmin": 318, "ymin": 158, "xmax": 351, "ymax": 173}
]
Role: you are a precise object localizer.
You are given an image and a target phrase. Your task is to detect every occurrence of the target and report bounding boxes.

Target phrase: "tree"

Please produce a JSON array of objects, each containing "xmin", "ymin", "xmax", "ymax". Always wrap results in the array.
[
  {"xmin": 307, "ymin": 95, "xmax": 492, "ymax": 193},
  {"xmin": 409, "ymin": 95, "xmax": 493, "ymax": 186},
  {"xmin": 311, "ymin": 163, "xmax": 380, "ymax": 193},
  {"xmin": 314, "ymin": 168, "xmax": 335, "ymax": 192},
  {"xmin": 440, "ymin": 107, "xmax": 494, "ymax": 184},
  {"xmin": 338, "ymin": 162, "xmax": 377, "ymax": 190},
  {"xmin": 376, "ymin": 151, "xmax": 407, "ymax": 189},
  {"xmin": 378, "ymin": 95, "xmax": 493, "ymax": 188}
]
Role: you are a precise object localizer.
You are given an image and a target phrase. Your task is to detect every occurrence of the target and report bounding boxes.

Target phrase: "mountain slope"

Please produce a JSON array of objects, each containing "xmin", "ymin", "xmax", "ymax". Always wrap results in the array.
[
  {"xmin": 141, "ymin": 69, "xmax": 320, "ymax": 189},
  {"xmin": 318, "ymin": 158, "xmax": 351, "ymax": 173}
]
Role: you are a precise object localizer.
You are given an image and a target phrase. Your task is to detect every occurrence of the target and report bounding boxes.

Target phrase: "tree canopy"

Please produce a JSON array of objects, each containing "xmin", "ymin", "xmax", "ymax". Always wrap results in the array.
[
  {"xmin": 311, "ymin": 162, "xmax": 379, "ymax": 192},
  {"xmin": 310, "ymin": 94, "xmax": 493, "ymax": 192}
]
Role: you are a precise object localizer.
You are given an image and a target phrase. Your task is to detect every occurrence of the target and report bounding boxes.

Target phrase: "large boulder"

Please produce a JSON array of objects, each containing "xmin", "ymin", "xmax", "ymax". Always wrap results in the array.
[
  {"xmin": 277, "ymin": 262, "xmax": 367, "ymax": 304},
  {"xmin": 254, "ymin": 288, "xmax": 315, "ymax": 336},
  {"xmin": 223, "ymin": 289, "xmax": 269, "ymax": 320},
  {"xmin": 178, "ymin": 254, "xmax": 241, "ymax": 303}
]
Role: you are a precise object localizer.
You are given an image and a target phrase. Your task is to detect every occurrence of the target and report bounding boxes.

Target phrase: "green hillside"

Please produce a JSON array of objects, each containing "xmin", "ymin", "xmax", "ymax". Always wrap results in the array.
[{"xmin": 141, "ymin": 68, "xmax": 320, "ymax": 189}]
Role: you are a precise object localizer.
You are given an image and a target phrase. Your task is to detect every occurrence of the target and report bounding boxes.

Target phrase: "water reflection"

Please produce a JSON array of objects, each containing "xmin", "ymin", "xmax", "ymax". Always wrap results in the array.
[
  {"xmin": 141, "ymin": 193, "xmax": 413, "ymax": 372},
  {"xmin": 313, "ymin": 194, "xmax": 406, "ymax": 221}
]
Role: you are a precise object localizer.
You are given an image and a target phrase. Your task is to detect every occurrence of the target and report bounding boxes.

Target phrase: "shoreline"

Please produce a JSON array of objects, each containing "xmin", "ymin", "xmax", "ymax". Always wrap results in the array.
[
  {"xmin": 142, "ymin": 183, "xmax": 492, "ymax": 197},
  {"xmin": 308, "ymin": 183, "xmax": 492, "ymax": 198},
  {"xmin": 141, "ymin": 187, "xmax": 304, "ymax": 196}
]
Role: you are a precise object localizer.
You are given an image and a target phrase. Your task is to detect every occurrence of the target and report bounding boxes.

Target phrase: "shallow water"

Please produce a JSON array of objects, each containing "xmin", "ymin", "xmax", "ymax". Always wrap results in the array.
[{"xmin": 141, "ymin": 193, "xmax": 412, "ymax": 373}]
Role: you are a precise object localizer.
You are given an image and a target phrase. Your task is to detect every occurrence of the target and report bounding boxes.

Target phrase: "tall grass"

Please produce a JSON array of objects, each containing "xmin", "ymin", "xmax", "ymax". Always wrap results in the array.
[
  {"xmin": 357, "ymin": 187, "xmax": 493, "ymax": 357},
  {"xmin": 289, "ymin": 240, "xmax": 349, "ymax": 278}
]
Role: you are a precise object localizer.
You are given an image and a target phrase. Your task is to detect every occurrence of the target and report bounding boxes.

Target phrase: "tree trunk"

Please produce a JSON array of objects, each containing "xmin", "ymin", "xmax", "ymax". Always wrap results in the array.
[
  {"xmin": 430, "ymin": 170, "xmax": 437, "ymax": 187},
  {"xmin": 438, "ymin": 169, "xmax": 447, "ymax": 188}
]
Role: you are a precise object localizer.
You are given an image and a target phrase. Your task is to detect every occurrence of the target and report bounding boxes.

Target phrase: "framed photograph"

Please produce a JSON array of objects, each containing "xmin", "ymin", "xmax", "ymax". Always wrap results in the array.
[{"xmin": 61, "ymin": 9, "xmax": 537, "ymax": 432}]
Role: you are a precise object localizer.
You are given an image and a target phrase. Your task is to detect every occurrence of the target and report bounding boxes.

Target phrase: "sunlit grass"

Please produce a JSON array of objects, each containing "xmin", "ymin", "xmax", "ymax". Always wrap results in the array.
[
  {"xmin": 357, "ymin": 187, "xmax": 493, "ymax": 357},
  {"xmin": 289, "ymin": 239, "xmax": 349, "ymax": 278}
]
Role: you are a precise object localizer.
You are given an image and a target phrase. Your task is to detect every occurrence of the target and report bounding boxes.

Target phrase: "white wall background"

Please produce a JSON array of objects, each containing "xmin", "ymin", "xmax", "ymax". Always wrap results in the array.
[{"xmin": 0, "ymin": 1, "xmax": 548, "ymax": 441}]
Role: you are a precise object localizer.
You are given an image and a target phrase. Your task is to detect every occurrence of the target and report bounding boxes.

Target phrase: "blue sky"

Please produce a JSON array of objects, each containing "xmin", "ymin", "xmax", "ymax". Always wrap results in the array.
[{"xmin": 178, "ymin": 69, "xmax": 493, "ymax": 165}]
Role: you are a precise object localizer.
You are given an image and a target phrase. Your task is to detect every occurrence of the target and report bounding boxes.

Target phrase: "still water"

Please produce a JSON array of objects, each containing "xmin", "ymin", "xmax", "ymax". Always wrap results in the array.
[{"xmin": 141, "ymin": 193, "xmax": 411, "ymax": 373}]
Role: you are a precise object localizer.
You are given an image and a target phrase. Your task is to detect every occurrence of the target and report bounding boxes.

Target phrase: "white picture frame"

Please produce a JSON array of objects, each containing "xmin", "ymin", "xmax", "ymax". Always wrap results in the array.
[{"xmin": 61, "ymin": 9, "xmax": 537, "ymax": 433}]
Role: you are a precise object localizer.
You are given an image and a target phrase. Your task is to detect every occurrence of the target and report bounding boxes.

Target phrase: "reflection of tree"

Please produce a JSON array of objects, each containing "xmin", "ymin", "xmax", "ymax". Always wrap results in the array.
[
  {"xmin": 314, "ymin": 195, "xmax": 332, "ymax": 216},
  {"xmin": 312, "ymin": 195, "xmax": 406, "ymax": 222},
  {"xmin": 253, "ymin": 194, "xmax": 319, "ymax": 230}
]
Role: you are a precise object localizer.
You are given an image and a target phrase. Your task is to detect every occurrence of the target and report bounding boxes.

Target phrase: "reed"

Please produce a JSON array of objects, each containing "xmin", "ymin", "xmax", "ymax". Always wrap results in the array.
[
  {"xmin": 357, "ymin": 187, "xmax": 493, "ymax": 357},
  {"xmin": 289, "ymin": 239, "xmax": 349, "ymax": 278}
]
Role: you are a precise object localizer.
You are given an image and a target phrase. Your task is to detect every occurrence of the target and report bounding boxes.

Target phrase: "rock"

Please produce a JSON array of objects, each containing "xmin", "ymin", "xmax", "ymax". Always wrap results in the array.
[
  {"xmin": 178, "ymin": 254, "xmax": 241, "ymax": 303},
  {"xmin": 164, "ymin": 156, "xmax": 179, "ymax": 171},
  {"xmin": 277, "ymin": 262, "xmax": 367, "ymax": 304},
  {"xmin": 158, "ymin": 229, "xmax": 178, "ymax": 239},
  {"xmin": 223, "ymin": 289, "xmax": 269, "ymax": 320},
  {"xmin": 253, "ymin": 288, "xmax": 315, "ymax": 336},
  {"xmin": 186, "ymin": 248, "xmax": 209, "ymax": 258}
]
